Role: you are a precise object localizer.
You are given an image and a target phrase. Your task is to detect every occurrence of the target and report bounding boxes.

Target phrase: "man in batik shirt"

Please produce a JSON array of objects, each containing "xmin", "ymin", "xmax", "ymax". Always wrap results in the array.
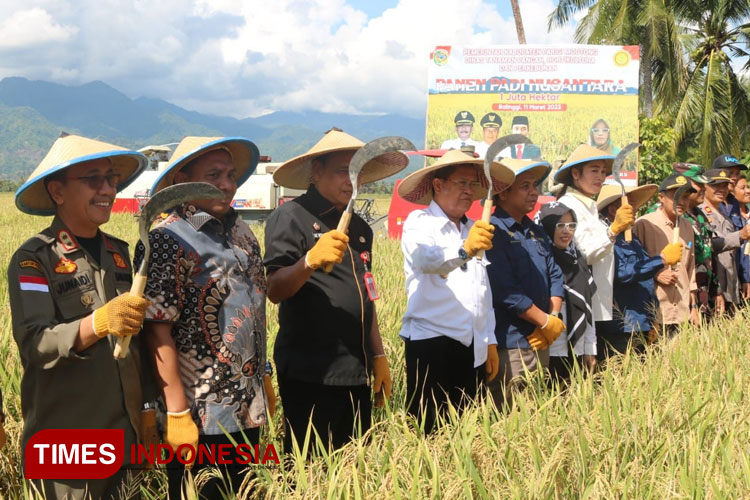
[{"xmin": 137, "ymin": 136, "xmax": 272, "ymax": 499}]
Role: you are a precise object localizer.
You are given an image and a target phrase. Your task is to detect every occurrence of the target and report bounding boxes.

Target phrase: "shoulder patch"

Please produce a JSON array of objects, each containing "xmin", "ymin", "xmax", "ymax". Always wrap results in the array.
[
  {"xmin": 112, "ymin": 252, "xmax": 128, "ymax": 269},
  {"xmin": 54, "ymin": 257, "xmax": 77, "ymax": 274},
  {"xmin": 19, "ymin": 259, "xmax": 43, "ymax": 272}
]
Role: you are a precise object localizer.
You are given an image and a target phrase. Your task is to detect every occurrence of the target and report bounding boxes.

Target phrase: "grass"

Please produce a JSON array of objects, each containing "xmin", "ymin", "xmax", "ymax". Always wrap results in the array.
[{"xmin": 1, "ymin": 191, "xmax": 750, "ymax": 499}]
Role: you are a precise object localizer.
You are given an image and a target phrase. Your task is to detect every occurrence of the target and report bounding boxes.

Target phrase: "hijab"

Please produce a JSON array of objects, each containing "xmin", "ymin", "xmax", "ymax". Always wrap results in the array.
[{"xmin": 536, "ymin": 202, "xmax": 596, "ymax": 348}]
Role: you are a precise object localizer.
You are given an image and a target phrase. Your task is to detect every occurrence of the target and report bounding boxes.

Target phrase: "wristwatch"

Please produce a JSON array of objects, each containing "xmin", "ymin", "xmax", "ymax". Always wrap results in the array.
[
  {"xmin": 265, "ymin": 361, "xmax": 274, "ymax": 377},
  {"xmin": 458, "ymin": 246, "xmax": 469, "ymax": 260}
]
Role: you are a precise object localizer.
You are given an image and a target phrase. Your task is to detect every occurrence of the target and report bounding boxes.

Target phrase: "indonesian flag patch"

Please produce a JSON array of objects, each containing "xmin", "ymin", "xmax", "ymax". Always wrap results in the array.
[{"xmin": 19, "ymin": 275, "xmax": 49, "ymax": 292}]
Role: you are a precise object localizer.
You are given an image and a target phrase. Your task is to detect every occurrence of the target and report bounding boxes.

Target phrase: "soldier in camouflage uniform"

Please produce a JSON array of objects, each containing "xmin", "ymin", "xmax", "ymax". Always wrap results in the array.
[{"xmin": 674, "ymin": 164, "xmax": 718, "ymax": 319}]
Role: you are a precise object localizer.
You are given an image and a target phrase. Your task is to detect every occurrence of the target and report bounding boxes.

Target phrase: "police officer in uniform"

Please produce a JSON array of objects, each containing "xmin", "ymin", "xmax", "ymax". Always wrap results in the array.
[
  {"xmin": 440, "ymin": 111, "xmax": 482, "ymax": 152},
  {"xmin": 265, "ymin": 128, "xmax": 408, "ymax": 453},
  {"xmin": 9, "ymin": 134, "xmax": 153, "ymax": 500},
  {"xmin": 475, "ymin": 112, "xmax": 502, "ymax": 158}
]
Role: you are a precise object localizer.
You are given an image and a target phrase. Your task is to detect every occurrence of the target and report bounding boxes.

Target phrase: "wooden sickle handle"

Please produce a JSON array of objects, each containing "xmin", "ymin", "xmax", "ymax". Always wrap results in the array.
[
  {"xmin": 323, "ymin": 211, "xmax": 353, "ymax": 273},
  {"xmin": 621, "ymin": 195, "xmax": 632, "ymax": 242},
  {"xmin": 476, "ymin": 199, "xmax": 493, "ymax": 261},
  {"xmin": 112, "ymin": 274, "xmax": 148, "ymax": 359}
]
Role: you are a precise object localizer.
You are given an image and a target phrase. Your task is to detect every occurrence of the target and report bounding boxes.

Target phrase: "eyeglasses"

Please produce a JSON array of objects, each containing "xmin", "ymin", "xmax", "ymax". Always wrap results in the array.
[
  {"xmin": 446, "ymin": 178, "xmax": 481, "ymax": 191},
  {"xmin": 67, "ymin": 173, "xmax": 121, "ymax": 190},
  {"xmin": 555, "ymin": 222, "xmax": 577, "ymax": 231},
  {"xmin": 591, "ymin": 128, "xmax": 610, "ymax": 133}
]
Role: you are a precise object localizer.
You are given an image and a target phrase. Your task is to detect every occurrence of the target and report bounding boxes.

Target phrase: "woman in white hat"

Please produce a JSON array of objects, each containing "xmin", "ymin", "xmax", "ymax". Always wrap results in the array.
[
  {"xmin": 553, "ymin": 144, "xmax": 635, "ymax": 370},
  {"xmin": 398, "ymin": 149, "xmax": 513, "ymax": 432}
]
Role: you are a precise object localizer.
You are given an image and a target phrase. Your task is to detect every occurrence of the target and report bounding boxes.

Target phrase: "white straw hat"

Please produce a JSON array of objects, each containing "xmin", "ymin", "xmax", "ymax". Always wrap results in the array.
[
  {"xmin": 15, "ymin": 133, "xmax": 147, "ymax": 215},
  {"xmin": 151, "ymin": 136, "xmax": 259, "ymax": 194},
  {"xmin": 397, "ymin": 149, "xmax": 515, "ymax": 205},
  {"xmin": 273, "ymin": 128, "xmax": 409, "ymax": 189}
]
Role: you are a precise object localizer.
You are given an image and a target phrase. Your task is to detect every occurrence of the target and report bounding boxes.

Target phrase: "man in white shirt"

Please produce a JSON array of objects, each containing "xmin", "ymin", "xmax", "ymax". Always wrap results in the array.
[
  {"xmin": 440, "ymin": 111, "xmax": 482, "ymax": 152},
  {"xmin": 397, "ymin": 150, "xmax": 514, "ymax": 433}
]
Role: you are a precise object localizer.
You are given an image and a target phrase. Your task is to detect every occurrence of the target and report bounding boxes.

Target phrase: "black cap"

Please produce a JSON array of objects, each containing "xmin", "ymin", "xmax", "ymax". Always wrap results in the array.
[
  {"xmin": 712, "ymin": 154, "xmax": 747, "ymax": 171},
  {"xmin": 480, "ymin": 112, "xmax": 502, "ymax": 128},
  {"xmin": 659, "ymin": 173, "xmax": 696, "ymax": 192},
  {"xmin": 512, "ymin": 116, "xmax": 529, "ymax": 126},
  {"xmin": 703, "ymin": 168, "xmax": 733, "ymax": 184},
  {"xmin": 454, "ymin": 111, "xmax": 475, "ymax": 125}
]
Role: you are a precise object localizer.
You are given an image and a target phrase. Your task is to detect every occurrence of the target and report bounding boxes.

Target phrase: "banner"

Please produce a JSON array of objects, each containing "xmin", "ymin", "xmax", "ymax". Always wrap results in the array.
[{"xmin": 426, "ymin": 45, "xmax": 640, "ymax": 183}]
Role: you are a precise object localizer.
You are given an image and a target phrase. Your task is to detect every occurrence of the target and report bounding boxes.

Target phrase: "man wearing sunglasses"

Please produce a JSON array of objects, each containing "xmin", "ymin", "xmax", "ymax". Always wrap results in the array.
[
  {"xmin": 485, "ymin": 159, "xmax": 565, "ymax": 408},
  {"xmin": 9, "ymin": 133, "xmax": 153, "ymax": 499}
]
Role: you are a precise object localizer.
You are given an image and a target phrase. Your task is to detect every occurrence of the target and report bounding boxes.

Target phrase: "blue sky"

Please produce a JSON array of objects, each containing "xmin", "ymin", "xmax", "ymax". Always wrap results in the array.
[{"xmin": 0, "ymin": 0, "xmax": 576, "ymax": 119}]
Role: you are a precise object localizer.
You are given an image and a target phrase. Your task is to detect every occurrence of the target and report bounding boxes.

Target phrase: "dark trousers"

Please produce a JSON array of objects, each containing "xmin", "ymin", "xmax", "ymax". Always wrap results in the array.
[
  {"xmin": 548, "ymin": 354, "xmax": 576, "ymax": 384},
  {"xmin": 596, "ymin": 329, "xmax": 647, "ymax": 363},
  {"xmin": 167, "ymin": 428, "xmax": 259, "ymax": 500},
  {"xmin": 404, "ymin": 336, "xmax": 479, "ymax": 434},
  {"xmin": 277, "ymin": 377, "xmax": 371, "ymax": 454}
]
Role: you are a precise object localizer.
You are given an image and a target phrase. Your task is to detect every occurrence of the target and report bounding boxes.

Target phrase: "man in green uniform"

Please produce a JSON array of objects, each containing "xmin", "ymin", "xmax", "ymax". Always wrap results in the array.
[
  {"xmin": 9, "ymin": 133, "xmax": 152, "ymax": 500},
  {"xmin": 673, "ymin": 163, "xmax": 717, "ymax": 319}
]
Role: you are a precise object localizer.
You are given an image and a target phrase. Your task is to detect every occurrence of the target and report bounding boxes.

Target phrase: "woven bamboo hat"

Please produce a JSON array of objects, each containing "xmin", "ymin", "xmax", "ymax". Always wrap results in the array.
[
  {"xmin": 397, "ymin": 149, "xmax": 515, "ymax": 205},
  {"xmin": 554, "ymin": 143, "xmax": 615, "ymax": 185},
  {"xmin": 597, "ymin": 182, "xmax": 658, "ymax": 212},
  {"xmin": 15, "ymin": 133, "xmax": 147, "ymax": 216},
  {"xmin": 273, "ymin": 128, "xmax": 409, "ymax": 189},
  {"xmin": 499, "ymin": 158, "xmax": 552, "ymax": 185},
  {"xmin": 151, "ymin": 136, "xmax": 259, "ymax": 194}
]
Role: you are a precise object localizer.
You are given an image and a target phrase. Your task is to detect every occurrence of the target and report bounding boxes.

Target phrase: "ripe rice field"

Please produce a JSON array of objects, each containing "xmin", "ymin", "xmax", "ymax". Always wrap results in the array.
[{"xmin": 1, "ymin": 192, "xmax": 750, "ymax": 499}]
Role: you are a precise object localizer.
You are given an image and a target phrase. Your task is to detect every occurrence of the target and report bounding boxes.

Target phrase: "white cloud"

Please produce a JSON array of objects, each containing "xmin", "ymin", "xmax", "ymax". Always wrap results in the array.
[
  {"xmin": 0, "ymin": 7, "xmax": 77, "ymax": 49},
  {"xmin": 0, "ymin": 0, "xmax": 577, "ymax": 118}
]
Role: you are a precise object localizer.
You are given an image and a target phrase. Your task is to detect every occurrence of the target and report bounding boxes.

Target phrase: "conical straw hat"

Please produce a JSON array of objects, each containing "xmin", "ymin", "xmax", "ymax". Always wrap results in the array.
[
  {"xmin": 15, "ymin": 133, "xmax": 147, "ymax": 215},
  {"xmin": 498, "ymin": 158, "xmax": 552, "ymax": 185},
  {"xmin": 554, "ymin": 143, "xmax": 615, "ymax": 185},
  {"xmin": 151, "ymin": 136, "xmax": 259, "ymax": 194},
  {"xmin": 273, "ymin": 128, "xmax": 409, "ymax": 189},
  {"xmin": 397, "ymin": 149, "xmax": 515, "ymax": 205},
  {"xmin": 596, "ymin": 182, "xmax": 658, "ymax": 212}
]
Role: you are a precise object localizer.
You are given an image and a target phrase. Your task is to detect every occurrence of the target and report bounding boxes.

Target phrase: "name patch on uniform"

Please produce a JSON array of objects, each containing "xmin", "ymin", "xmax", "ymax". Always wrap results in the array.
[
  {"xmin": 115, "ymin": 272, "xmax": 132, "ymax": 283},
  {"xmin": 19, "ymin": 276, "xmax": 49, "ymax": 292},
  {"xmin": 19, "ymin": 260, "xmax": 42, "ymax": 272},
  {"xmin": 56, "ymin": 274, "xmax": 91, "ymax": 294},
  {"xmin": 54, "ymin": 257, "xmax": 77, "ymax": 274},
  {"xmin": 112, "ymin": 253, "xmax": 128, "ymax": 269}
]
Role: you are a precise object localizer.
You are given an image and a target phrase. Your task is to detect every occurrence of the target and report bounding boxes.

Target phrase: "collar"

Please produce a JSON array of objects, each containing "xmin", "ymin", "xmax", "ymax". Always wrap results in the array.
[
  {"xmin": 49, "ymin": 216, "xmax": 83, "ymax": 254},
  {"xmin": 304, "ymin": 184, "xmax": 341, "ymax": 218},
  {"xmin": 567, "ymin": 187, "xmax": 597, "ymax": 209},
  {"xmin": 492, "ymin": 205, "xmax": 529, "ymax": 232},
  {"xmin": 655, "ymin": 207, "xmax": 677, "ymax": 228},
  {"xmin": 426, "ymin": 200, "xmax": 468, "ymax": 231},
  {"xmin": 177, "ymin": 203, "xmax": 238, "ymax": 233}
]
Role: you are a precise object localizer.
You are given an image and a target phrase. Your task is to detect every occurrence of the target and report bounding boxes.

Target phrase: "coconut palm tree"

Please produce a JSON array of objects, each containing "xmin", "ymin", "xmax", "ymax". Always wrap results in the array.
[
  {"xmin": 548, "ymin": 0, "xmax": 686, "ymax": 118},
  {"xmin": 510, "ymin": 0, "xmax": 527, "ymax": 43},
  {"xmin": 670, "ymin": 0, "xmax": 750, "ymax": 164}
]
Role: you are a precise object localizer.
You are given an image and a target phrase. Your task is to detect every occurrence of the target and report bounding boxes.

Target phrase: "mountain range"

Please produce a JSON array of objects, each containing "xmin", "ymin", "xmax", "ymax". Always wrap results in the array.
[{"xmin": 0, "ymin": 77, "xmax": 426, "ymax": 182}]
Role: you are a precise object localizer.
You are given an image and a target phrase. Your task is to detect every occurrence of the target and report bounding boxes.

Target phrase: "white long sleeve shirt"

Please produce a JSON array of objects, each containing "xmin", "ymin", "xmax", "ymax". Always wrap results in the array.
[
  {"xmin": 559, "ymin": 188, "xmax": 615, "ymax": 322},
  {"xmin": 399, "ymin": 201, "xmax": 497, "ymax": 367},
  {"xmin": 549, "ymin": 299, "xmax": 597, "ymax": 357}
]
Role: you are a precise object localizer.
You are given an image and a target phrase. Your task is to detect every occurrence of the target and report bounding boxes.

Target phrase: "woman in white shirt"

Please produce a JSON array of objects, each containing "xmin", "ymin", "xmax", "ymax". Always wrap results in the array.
[{"xmin": 553, "ymin": 144, "xmax": 635, "ymax": 371}]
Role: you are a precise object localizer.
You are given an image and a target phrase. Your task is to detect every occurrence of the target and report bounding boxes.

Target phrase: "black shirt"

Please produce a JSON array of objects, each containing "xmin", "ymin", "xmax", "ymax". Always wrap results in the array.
[{"xmin": 264, "ymin": 185, "xmax": 374, "ymax": 386}]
